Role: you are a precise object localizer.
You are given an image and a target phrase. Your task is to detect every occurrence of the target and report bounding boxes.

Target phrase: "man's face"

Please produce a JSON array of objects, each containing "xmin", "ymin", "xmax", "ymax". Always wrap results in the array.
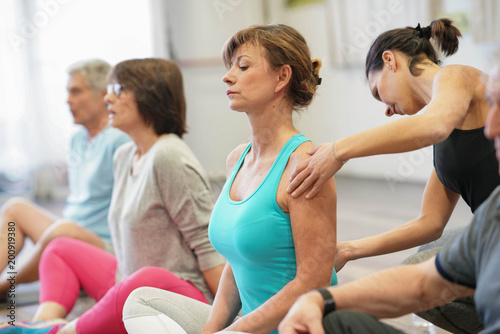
[{"xmin": 66, "ymin": 72, "xmax": 106, "ymax": 127}]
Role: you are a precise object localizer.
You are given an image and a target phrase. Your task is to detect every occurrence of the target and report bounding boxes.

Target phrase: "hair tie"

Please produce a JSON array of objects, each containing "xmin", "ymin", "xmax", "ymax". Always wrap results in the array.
[{"xmin": 414, "ymin": 23, "xmax": 432, "ymax": 40}]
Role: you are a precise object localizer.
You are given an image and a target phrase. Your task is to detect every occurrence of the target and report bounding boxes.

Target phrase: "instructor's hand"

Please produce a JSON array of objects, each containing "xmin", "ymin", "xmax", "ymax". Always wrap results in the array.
[{"xmin": 287, "ymin": 143, "xmax": 343, "ymax": 199}]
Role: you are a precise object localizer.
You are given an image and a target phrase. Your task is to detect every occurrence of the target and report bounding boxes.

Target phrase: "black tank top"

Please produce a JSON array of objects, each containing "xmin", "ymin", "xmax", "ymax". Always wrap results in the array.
[{"xmin": 434, "ymin": 127, "xmax": 500, "ymax": 213}]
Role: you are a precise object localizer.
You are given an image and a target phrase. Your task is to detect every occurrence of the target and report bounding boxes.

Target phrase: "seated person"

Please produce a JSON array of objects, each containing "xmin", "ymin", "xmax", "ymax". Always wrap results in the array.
[
  {"xmin": 122, "ymin": 24, "xmax": 338, "ymax": 334},
  {"xmin": 0, "ymin": 59, "xmax": 130, "ymax": 296},
  {"xmin": 278, "ymin": 62, "xmax": 500, "ymax": 334},
  {"xmin": 0, "ymin": 58, "xmax": 225, "ymax": 334}
]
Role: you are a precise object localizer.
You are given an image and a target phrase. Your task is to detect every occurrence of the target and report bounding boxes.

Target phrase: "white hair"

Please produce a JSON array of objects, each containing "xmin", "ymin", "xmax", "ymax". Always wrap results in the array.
[{"xmin": 67, "ymin": 59, "xmax": 111, "ymax": 91}]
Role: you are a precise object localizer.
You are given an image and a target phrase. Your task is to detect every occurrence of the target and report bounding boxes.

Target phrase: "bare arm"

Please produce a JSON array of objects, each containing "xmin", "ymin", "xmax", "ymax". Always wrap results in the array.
[
  {"xmin": 224, "ymin": 144, "xmax": 338, "ymax": 334},
  {"xmin": 335, "ymin": 169, "xmax": 460, "ymax": 271},
  {"xmin": 201, "ymin": 144, "xmax": 251, "ymax": 333},
  {"xmin": 279, "ymin": 257, "xmax": 474, "ymax": 334},
  {"xmin": 289, "ymin": 67, "xmax": 475, "ymax": 198},
  {"xmin": 333, "ymin": 258, "xmax": 474, "ymax": 317},
  {"xmin": 202, "ymin": 263, "xmax": 242, "ymax": 334},
  {"xmin": 202, "ymin": 264, "xmax": 225, "ymax": 296}
]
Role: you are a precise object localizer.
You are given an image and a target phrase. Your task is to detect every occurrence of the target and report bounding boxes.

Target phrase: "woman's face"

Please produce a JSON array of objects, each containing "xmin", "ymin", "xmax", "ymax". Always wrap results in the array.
[
  {"xmin": 104, "ymin": 83, "xmax": 144, "ymax": 133},
  {"xmin": 368, "ymin": 58, "xmax": 426, "ymax": 117},
  {"xmin": 222, "ymin": 43, "xmax": 281, "ymax": 112}
]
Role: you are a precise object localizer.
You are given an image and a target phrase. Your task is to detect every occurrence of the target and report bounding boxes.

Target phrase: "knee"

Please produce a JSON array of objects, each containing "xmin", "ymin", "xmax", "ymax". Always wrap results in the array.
[
  {"xmin": 323, "ymin": 311, "xmax": 354, "ymax": 332},
  {"xmin": 323, "ymin": 311, "xmax": 377, "ymax": 332},
  {"xmin": 42, "ymin": 220, "xmax": 79, "ymax": 243},
  {"xmin": 121, "ymin": 267, "xmax": 166, "ymax": 291},
  {"xmin": 123, "ymin": 286, "xmax": 158, "ymax": 319},
  {"xmin": 125, "ymin": 286, "xmax": 153, "ymax": 304},
  {"xmin": 131, "ymin": 266, "xmax": 164, "ymax": 278},
  {"xmin": 43, "ymin": 236, "xmax": 76, "ymax": 258},
  {"xmin": 1, "ymin": 197, "xmax": 30, "ymax": 218}
]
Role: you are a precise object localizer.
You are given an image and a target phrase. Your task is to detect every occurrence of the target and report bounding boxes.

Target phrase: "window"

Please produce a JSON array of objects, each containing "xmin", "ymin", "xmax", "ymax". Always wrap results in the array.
[{"xmin": 0, "ymin": 0, "xmax": 154, "ymax": 195}]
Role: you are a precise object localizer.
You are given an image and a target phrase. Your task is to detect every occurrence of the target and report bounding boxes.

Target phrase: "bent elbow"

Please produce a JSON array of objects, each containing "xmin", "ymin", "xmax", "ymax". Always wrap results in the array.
[
  {"xmin": 421, "ymin": 219, "xmax": 446, "ymax": 244},
  {"xmin": 429, "ymin": 126, "xmax": 450, "ymax": 144},
  {"xmin": 429, "ymin": 226, "xmax": 444, "ymax": 243}
]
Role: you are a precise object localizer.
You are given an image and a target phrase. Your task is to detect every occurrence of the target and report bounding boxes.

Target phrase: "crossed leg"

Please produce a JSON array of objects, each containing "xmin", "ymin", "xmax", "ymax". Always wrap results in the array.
[{"xmin": 0, "ymin": 197, "xmax": 104, "ymax": 294}]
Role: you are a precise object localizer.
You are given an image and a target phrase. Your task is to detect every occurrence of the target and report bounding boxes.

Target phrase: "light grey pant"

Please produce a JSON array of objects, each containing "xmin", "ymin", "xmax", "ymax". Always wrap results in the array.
[
  {"xmin": 123, "ymin": 287, "xmax": 239, "ymax": 334},
  {"xmin": 403, "ymin": 227, "xmax": 483, "ymax": 334}
]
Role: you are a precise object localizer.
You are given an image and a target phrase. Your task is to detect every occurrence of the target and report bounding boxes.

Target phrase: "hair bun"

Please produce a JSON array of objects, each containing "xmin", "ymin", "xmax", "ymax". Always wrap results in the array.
[{"xmin": 312, "ymin": 58, "xmax": 322, "ymax": 86}]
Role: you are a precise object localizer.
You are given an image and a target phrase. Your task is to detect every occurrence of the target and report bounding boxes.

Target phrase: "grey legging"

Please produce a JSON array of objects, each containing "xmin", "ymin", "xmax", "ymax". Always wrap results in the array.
[{"xmin": 123, "ymin": 287, "xmax": 240, "ymax": 334}]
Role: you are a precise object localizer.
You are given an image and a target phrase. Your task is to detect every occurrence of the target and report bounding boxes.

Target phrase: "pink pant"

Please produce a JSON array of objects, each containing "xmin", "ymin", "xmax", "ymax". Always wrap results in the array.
[{"xmin": 39, "ymin": 237, "xmax": 208, "ymax": 334}]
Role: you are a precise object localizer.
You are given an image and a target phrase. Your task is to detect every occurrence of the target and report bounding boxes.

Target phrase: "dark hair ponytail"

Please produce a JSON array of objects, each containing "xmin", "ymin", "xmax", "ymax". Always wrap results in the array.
[
  {"xmin": 429, "ymin": 18, "xmax": 462, "ymax": 57},
  {"xmin": 365, "ymin": 18, "xmax": 462, "ymax": 78}
]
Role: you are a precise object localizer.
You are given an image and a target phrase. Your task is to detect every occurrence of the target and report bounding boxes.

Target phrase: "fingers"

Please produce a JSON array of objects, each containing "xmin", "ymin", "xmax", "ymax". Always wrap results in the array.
[
  {"xmin": 307, "ymin": 320, "xmax": 326, "ymax": 334},
  {"xmin": 278, "ymin": 323, "xmax": 302, "ymax": 334},
  {"xmin": 304, "ymin": 180, "xmax": 322, "ymax": 200},
  {"xmin": 290, "ymin": 174, "xmax": 319, "ymax": 198},
  {"xmin": 287, "ymin": 167, "xmax": 311, "ymax": 195},
  {"xmin": 307, "ymin": 145, "xmax": 319, "ymax": 155},
  {"xmin": 278, "ymin": 318, "xmax": 313, "ymax": 334},
  {"xmin": 289, "ymin": 160, "xmax": 309, "ymax": 183},
  {"xmin": 278, "ymin": 318, "xmax": 325, "ymax": 334}
]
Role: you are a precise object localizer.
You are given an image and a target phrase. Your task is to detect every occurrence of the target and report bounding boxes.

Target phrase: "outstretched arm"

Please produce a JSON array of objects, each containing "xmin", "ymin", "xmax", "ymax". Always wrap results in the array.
[
  {"xmin": 288, "ymin": 67, "xmax": 475, "ymax": 199},
  {"xmin": 335, "ymin": 169, "xmax": 460, "ymax": 271},
  {"xmin": 279, "ymin": 257, "xmax": 474, "ymax": 334}
]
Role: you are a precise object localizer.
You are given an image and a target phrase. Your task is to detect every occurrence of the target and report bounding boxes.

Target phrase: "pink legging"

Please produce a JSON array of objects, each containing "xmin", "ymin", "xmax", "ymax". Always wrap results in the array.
[{"xmin": 39, "ymin": 237, "xmax": 208, "ymax": 334}]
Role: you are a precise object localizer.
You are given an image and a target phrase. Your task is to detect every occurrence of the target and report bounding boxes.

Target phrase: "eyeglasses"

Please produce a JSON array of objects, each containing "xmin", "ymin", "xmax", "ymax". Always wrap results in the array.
[{"xmin": 107, "ymin": 83, "xmax": 123, "ymax": 97}]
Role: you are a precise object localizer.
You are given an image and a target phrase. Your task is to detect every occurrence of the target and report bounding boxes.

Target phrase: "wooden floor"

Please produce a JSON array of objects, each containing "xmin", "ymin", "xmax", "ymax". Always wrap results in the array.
[{"xmin": 0, "ymin": 176, "xmax": 473, "ymax": 332}]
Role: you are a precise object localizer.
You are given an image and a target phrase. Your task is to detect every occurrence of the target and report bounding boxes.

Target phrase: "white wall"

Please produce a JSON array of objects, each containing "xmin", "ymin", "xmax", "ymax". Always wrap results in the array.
[
  {"xmin": 8, "ymin": 0, "xmax": 498, "ymax": 191},
  {"xmin": 172, "ymin": 0, "xmax": 499, "ymax": 193}
]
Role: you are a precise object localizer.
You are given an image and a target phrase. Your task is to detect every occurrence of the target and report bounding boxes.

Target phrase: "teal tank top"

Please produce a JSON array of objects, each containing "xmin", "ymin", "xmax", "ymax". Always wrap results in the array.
[{"xmin": 209, "ymin": 134, "xmax": 338, "ymax": 330}]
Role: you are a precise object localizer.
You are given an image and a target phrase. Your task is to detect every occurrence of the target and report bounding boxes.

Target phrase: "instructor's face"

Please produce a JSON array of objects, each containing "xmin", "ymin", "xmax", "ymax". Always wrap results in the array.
[{"xmin": 485, "ymin": 65, "xmax": 500, "ymax": 173}]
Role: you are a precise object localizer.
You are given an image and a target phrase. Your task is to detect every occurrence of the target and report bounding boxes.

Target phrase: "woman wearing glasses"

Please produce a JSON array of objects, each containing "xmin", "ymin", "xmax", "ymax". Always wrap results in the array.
[{"xmin": 3, "ymin": 59, "xmax": 225, "ymax": 334}]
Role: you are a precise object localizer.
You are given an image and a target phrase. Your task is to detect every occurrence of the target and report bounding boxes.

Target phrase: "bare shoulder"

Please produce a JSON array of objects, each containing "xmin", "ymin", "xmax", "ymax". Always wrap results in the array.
[
  {"xmin": 285, "ymin": 140, "xmax": 316, "ymax": 177},
  {"xmin": 433, "ymin": 65, "xmax": 488, "ymax": 108},
  {"xmin": 289, "ymin": 140, "xmax": 315, "ymax": 162},
  {"xmin": 435, "ymin": 65, "xmax": 485, "ymax": 90},
  {"xmin": 225, "ymin": 143, "xmax": 250, "ymax": 177}
]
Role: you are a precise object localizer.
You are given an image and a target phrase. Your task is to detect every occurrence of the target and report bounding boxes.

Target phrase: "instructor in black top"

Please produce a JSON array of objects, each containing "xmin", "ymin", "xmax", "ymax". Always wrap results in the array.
[
  {"xmin": 286, "ymin": 18, "xmax": 499, "ymax": 333},
  {"xmin": 278, "ymin": 60, "xmax": 500, "ymax": 334}
]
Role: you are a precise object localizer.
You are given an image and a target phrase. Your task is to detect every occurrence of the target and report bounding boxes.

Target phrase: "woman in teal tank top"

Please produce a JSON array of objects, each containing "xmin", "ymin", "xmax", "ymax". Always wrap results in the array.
[{"xmin": 122, "ymin": 24, "xmax": 338, "ymax": 334}]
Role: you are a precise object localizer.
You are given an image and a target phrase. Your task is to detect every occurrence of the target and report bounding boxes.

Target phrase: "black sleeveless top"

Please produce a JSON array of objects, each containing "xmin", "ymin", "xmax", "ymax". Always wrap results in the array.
[{"xmin": 434, "ymin": 127, "xmax": 500, "ymax": 213}]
